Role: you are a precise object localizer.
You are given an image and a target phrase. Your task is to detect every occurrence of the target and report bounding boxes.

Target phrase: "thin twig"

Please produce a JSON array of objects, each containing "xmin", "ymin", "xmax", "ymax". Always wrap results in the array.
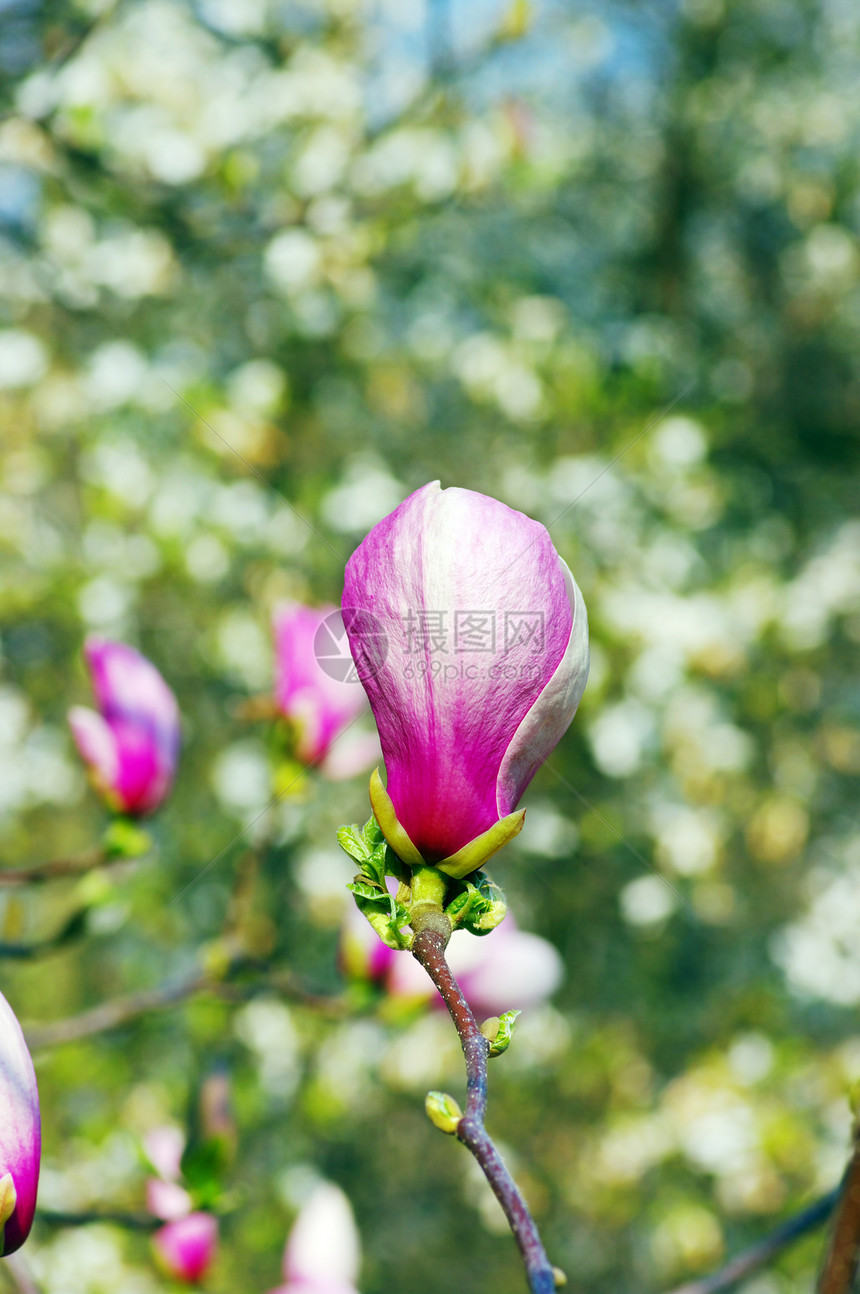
[
  {"xmin": 0, "ymin": 849, "xmax": 107, "ymax": 886},
  {"xmin": 411, "ymin": 925, "xmax": 557, "ymax": 1294},
  {"xmin": 818, "ymin": 1128, "xmax": 860, "ymax": 1294},
  {"xmin": 23, "ymin": 957, "xmax": 347, "ymax": 1050},
  {"xmin": 24, "ymin": 969, "xmax": 211, "ymax": 1049},
  {"xmin": 37, "ymin": 1208, "xmax": 157, "ymax": 1232},
  {"xmin": 0, "ymin": 908, "xmax": 90, "ymax": 960},
  {"xmin": 666, "ymin": 1189, "xmax": 838, "ymax": 1294}
]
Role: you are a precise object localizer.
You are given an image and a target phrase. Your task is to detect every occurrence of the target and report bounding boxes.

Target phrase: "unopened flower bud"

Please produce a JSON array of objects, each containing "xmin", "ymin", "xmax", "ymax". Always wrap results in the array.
[
  {"xmin": 343, "ymin": 483, "xmax": 589, "ymax": 875},
  {"xmin": 69, "ymin": 637, "xmax": 180, "ymax": 817},
  {"xmin": 425, "ymin": 1090, "xmax": 463, "ymax": 1135},
  {"xmin": 153, "ymin": 1212, "xmax": 218, "ymax": 1284},
  {"xmin": 0, "ymin": 991, "xmax": 40, "ymax": 1255}
]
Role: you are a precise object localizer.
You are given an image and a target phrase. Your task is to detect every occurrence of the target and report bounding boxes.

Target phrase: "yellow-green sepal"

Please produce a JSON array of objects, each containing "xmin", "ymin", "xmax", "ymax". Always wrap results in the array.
[
  {"xmin": 436, "ymin": 810, "xmax": 526, "ymax": 880},
  {"xmin": 368, "ymin": 768, "xmax": 425, "ymax": 868},
  {"xmin": 0, "ymin": 1172, "xmax": 17, "ymax": 1251}
]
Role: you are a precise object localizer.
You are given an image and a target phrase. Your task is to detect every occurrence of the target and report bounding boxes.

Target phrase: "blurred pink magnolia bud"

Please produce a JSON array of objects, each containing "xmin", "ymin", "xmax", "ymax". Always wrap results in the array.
[
  {"xmin": 273, "ymin": 604, "xmax": 379, "ymax": 779},
  {"xmin": 0, "ymin": 990, "xmax": 40, "ymax": 1256},
  {"xmin": 153, "ymin": 1212, "xmax": 218, "ymax": 1284},
  {"xmin": 69, "ymin": 637, "xmax": 180, "ymax": 816},
  {"xmin": 144, "ymin": 1125, "xmax": 192, "ymax": 1222},
  {"xmin": 267, "ymin": 1182, "xmax": 360, "ymax": 1294},
  {"xmin": 384, "ymin": 918, "xmax": 563, "ymax": 1018},
  {"xmin": 339, "ymin": 890, "xmax": 397, "ymax": 985},
  {"xmin": 342, "ymin": 482, "xmax": 589, "ymax": 866}
]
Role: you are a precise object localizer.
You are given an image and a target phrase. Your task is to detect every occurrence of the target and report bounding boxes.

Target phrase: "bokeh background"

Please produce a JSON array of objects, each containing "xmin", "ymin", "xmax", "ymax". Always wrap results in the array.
[{"xmin": 2, "ymin": 0, "xmax": 860, "ymax": 1290}]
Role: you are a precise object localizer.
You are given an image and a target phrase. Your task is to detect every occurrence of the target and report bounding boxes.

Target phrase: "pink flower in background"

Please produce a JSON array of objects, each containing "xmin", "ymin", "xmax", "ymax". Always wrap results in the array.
[
  {"xmin": 273, "ymin": 604, "xmax": 379, "ymax": 779},
  {"xmin": 342, "ymin": 483, "xmax": 589, "ymax": 864},
  {"xmin": 268, "ymin": 1182, "xmax": 361, "ymax": 1294},
  {"xmin": 0, "ymin": 990, "xmax": 40, "ymax": 1256},
  {"xmin": 144, "ymin": 1125, "xmax": 193, "ymax": 1223},
  {"xmin": 341, "ymin": 897, "xmax": 563, "ymax": 1019},
  {"xmin": 153, "ymin": 1212, "xmax": 218, "ymax": 1284},
  {"xmin": 68, "ymin": 637, "xmax": 180, "ymax": 816}
]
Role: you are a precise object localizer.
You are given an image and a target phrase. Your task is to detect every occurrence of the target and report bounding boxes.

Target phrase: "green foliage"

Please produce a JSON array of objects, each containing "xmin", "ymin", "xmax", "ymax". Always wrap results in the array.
[
  {"xmin": 482, "ymin": 1009, "xmax": 522, "ymax": 1059},
  {"xmin": 446, "ymin": 872, "xmax": 508, "ymax": 936},
  {"xmin": 340, "ymin": 815, "xmax": 412, "ymax": 950}
]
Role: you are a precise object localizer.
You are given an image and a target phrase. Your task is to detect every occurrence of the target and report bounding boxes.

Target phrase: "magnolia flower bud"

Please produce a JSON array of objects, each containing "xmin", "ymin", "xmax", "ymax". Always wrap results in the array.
[
  {"xmin": 425, "ymin": 1090, "xmax": 463, "ymax": 1135},
  {"xmin": 343, "ymin": 482, "xmax": 588, "ymax": 873},
  {"xmin": 0, "ymin": 991, "xmax": 40, "ymax": 1256},
  {"xmin": 273, "ymin": 604, "xmax": 380, "ymax": 779},
  {"xmin": 69, "ymin": 637, "xmax": 180, "ymax": 817},
  {"xmin": 153, "ymin": 1212, "xmax": 218, "ymax": 1284}
]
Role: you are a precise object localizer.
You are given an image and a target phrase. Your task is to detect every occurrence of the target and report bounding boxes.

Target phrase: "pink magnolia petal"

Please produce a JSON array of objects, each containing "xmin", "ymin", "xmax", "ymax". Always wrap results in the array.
[
  {"xmin": 343, "ymin": 482, "xmax": 581, "ymax": 860},
  {"xmin": 497, "ymin": 559, "xmax": 589, "ymax": 815},
  {"xmin": 384, "ymin": 919, "xmax": 563, "ymax": 1017},
  {"xmin": 319, "ymin": 730, "xmax": 382, "ymax": 783},
  {"xmin": 339, "ymin": 897, "xmax": 397, "ymax": 984},
  {"xmin": 143, "ymin": 1125, "xmax": 185, "ymax": 1182},
  {"xmin": 0, "ymin": 991, "xmax": 40, "ymax": 1255},
  {"xmin": 68, "ymin": 706, "xmax": 120, "ymax": 794},
  {"xmin": 273, "ymin": 605, "xmax": 368, "ymax": 764},
  {"xmin": 153, "ymin": 1213, "xmax": 218, "ymax": 1284},
  {"xmin": 74, "ymin": 639, "xmax": 180, "ymax": 816},
  {"xmin": 283, "ymin": 1184, "xmax": 360, "ymax": 1286},
  {"xmin": 453, "ymin": 927, "xmax": 564, "ymax": 1017},
  {"xmin": 85, "ymin": 637, "xmax": 180, "ymax": 768},
  {"xmin": 146, "ymin": 1178, "xmax": 193, "ymax": 1222},
  {"xmin": 268, "ymin": 1284, "xmax": 359, "ymax": 1294},
  {"xmin": 112, "ymin": 719, "xmax": 172, "ymax": 816}
]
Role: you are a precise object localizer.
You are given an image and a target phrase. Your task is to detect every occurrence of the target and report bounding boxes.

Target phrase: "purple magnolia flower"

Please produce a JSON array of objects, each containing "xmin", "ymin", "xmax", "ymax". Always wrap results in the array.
[
  {"xmin": 0, "ymin": 991, "xmax": 40, "ymax": 1256},
  {"xmin": 153, "ymin": 1212, "xmax": 218, "ymax": 1284},
  {"xmin": 273, "ymin": 604, "xmax": 379, "ymax": 779},
  {"xmin": 68, "ymin": 637, "xmax": 180, "ymax": 817},
  {"xmin": 342, "ymin": 483, "xmax": 589, "ymax": 867},
  {"xmin": 267, "ymin": 1182, "xmax": 361, "ymax": 1294}
]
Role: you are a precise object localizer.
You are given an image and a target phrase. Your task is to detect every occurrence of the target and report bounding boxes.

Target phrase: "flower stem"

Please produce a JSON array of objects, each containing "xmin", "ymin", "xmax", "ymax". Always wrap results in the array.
[{"xmin": 411, "ymin": 924, "xmax": 557, "ymax": 1294}]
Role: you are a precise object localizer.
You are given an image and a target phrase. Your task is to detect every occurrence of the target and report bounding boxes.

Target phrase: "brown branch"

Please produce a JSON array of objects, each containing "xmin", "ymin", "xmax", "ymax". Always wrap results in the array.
[
  {"xmin": 0, "ymin": 907, "xmax": 91, "ymax": 960},
  {"xmin": 37, "ymin": 1208, "xmax": 157, "ymax": 1232},
  {"xmin": 0, "ymin": 849, "xmax": 108, "ymax": 886},
  {"xmin": 818, "ymin": 1129, "xmax": 860, "ymax": 1294},
  {"xmin": 23, "ymin": 969, "xmax": 212, "ymax": 1050},
  {"xmin": 23, "ymin": 955, "xmax": 348, "ymax": 1051},
  {"xmin": 411, "ymin": 924, "xmax": 557, "ymax": 1294},
  {"xmin": 666, "ymin": 1189, "xmax": 838, "ymax": 1294}
]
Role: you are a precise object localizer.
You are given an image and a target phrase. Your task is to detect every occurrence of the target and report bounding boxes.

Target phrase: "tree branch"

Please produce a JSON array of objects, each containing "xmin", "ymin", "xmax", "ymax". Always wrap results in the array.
[
  {"xmin": 37, "ymin": 1208, "xmax": 157, "ymax": 1232},
  {"xmin": 23, "ymin": 969, "xmax": 211, "ymax": 1049},
  {"xmin": 0, "ymin": 849, "xmax": 107, "ymax": 886},
  {"xmin": 818, "ymin": 1127, "xmax": 860, "ymax": 1294},
  {"xmin": 411, "ymin": 924, "xmax": 557, "ymax": 1294},
  {"xmin": 666, "ymin": 1189, "xmax": 838, "ymax": 1294},
  {"xmin": 23, "ymin": 955, "xmax": 347, "ymax": 1051},
  {"xmin": 0, "ymin": 907, "xmax": 90, "ymax": 960}
]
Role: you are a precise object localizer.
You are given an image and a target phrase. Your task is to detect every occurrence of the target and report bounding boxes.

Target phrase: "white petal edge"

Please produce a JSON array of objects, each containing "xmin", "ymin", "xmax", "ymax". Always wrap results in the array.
[
  {"xmin": 68, "ymin": 706, "xmax": 119, "ymax": 787},
  {"xmin": 495, "ymin": 558, "xmax": 589, "ymax": 815}
]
